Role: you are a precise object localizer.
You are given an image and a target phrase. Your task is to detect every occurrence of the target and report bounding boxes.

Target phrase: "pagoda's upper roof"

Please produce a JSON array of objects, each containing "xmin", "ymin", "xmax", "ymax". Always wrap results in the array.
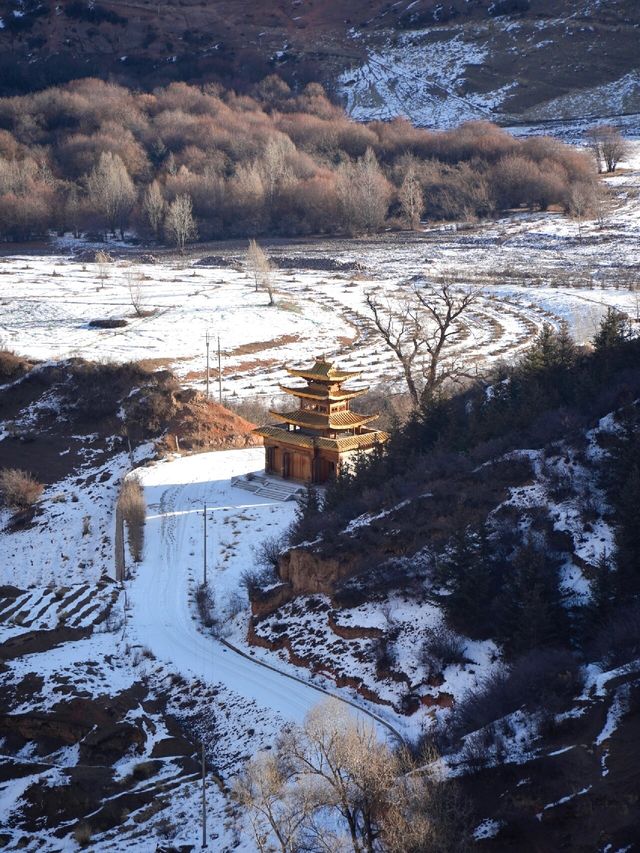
[{"xmin": 287, "ymin": 356, "xmax": 361, "ymax": 384}]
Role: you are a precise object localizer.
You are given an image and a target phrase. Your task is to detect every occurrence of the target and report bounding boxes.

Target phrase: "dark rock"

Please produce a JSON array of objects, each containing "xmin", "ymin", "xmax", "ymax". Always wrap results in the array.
[{"xmin": 79, "ymin": 722, "xmax": 145, "ymax": 764}]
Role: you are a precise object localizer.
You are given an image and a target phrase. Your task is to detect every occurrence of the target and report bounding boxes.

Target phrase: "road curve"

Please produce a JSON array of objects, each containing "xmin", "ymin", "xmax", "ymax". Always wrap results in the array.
[{"xmin": 125, "ymin": 449, "xmax": 404, "ymax": 742}]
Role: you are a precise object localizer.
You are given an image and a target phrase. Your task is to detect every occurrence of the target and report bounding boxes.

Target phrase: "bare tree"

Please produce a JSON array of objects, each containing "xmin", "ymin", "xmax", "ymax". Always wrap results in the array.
[
  {"xmin": 94, "ymin": 249, "xmax": 111, "ymax": 288},
  {"xmin": 142, "ymin": 179, "xmax": 166, "ymax": 240},
  {"xmin": 237, "ymin": 700, "xmax": 462, "ymax": 853},
  {"xmin": 338, "ymin": 147, "xmax": 392, "ymax": 235},
  {"xmin": 587, "ymin": 125, "xmax": 629, "ymax": 174},
  {"xmin": 86, "ymin": 151, "xmax": 136, "ymax": 238},
  {"xmin": 365, "ymin": 278, "xmax": 480, "ymax": 407},
  {"xmin": 118, "ymin": 475, "xmax": 145, "ymax": 562},
  {"xmin": 234, "ymin": 751, "xmax": 312, "ymax": 853},
  {"xmin": 260, "ymin": 134, "xmax": 294, "ymax": 203},
  {"xmin": 65, "ymin": 185, "xmax": 82, "ymax": 239},
  {"xmin": 399, "ymin": 166, "xmax": 424, "ymax": 230},
  {"xmin": 123, "ymin": 266, "xmax": 146, "ymax": 317},
  {"xmin": 246, "ymin": 239, "xmax": 275, "ymax": 305},
  {"xmin": 567, "ymin": 181, "xmax": 596, "ymax": 241},
  {"xmin": 164, "ymin": 193, "xmax": 197, "ymax": 253}
]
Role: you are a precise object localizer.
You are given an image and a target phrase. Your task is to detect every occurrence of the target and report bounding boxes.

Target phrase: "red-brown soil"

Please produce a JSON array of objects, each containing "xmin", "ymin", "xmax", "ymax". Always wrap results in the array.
[{"xmin": 159, "ymin": 388, "xmax": 262, "ymax": 452}]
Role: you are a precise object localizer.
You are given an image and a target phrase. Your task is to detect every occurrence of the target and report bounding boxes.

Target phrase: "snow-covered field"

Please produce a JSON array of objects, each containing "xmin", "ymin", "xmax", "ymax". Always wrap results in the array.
[{"xmin": 2, "ymin": 148, "xmax": 640, "ymax": 406}]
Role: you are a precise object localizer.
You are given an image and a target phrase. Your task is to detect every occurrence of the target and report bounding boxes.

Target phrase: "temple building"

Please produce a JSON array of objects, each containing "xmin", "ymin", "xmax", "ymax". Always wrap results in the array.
[{"xmin": 254, "ymin": 356, "xmax": 388, "ymax": 483}]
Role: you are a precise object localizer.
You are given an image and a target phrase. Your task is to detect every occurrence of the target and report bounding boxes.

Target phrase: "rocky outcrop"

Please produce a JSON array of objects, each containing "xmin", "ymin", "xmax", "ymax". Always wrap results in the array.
[
  {"xmin": 0, "ymin": 627, "xmax": 90, "ymax": 660},
  {"xmin": 327, "ymin": 612, "xmax": 383, "ymax": 640},
  {"xmin": 278, "ymin": 547, "xmax": 359, "ymax": 597},
  {"xmin": 249, "ymin": 547, "xmax": 360, "ymax": 619},
  {"xmin": 247, "ymin": 620, "xmax": 396, "ymax": 710},
  {"xmin": 250, "ymin": 582, "xmax": 294, "ymax": 619},
  {"xmin": 0, "ymin": 711, "xmax": 92, "ymax": 747}
]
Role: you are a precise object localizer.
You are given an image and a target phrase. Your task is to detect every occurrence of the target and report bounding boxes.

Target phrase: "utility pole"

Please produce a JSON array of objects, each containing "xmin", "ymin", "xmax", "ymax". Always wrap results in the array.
[
  {"xmin": 201, "ymin": 741, "xmax": 207, "ymax": 848},
  {"xmin": 203, "ymin": 502, "xmax": 207, "ymax": 586},
  {"xmin": 205, "ymin": 331, "xmax": 210, "ymax": 400},
  {"xmin": 217, "ymin": 335, "xmax": 222, "ymax": 405}
]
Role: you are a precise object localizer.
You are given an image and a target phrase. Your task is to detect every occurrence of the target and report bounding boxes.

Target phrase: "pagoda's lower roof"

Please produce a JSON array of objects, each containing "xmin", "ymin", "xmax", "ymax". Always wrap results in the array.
[
  {"xmin": 255, "ymin": 425, "xmax": 388, "ymax": 452},
  {"xmin": 269, "ymin": 409, "xmax": 377, "ymax": 430}
]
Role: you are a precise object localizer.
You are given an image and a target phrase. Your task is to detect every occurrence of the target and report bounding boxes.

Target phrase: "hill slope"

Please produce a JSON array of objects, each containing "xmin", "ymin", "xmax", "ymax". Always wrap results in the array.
[{"xmin": 0, "ymin": 0, "xmax": 638, "ymax": 127}]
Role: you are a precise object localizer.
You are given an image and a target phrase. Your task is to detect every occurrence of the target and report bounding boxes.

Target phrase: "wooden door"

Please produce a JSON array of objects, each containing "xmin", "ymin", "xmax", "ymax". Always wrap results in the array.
[
  {"xmin": 282, "ymin": 452, "xmax": 291, "ymax": 479},
  {"xmin": 265, "ymin": 445, "xmax": 275, "ymax": 473}
]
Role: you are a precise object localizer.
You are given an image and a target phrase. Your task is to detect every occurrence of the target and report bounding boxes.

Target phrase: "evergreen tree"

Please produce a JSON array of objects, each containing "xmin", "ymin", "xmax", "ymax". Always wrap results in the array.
[
  {"xmin": 554, "ymin": 322, "xmax": 577, "ymax": 370},
  {"xmin": 593, "ymin": 307, "xmax": 630, "ymax": 352},
  {"xmin": 497, "ymin": 542, "xmax": 568, "ymax": 656},
  {"xmin": 520, "ymin": 322, "xmax": 577, "ymax": 404},
  {"xmin": 439, "ymin": 524, "xmax": 499, "ymax": 639},
  {"xmin": 289, "ymin": 484, "xmax": 321, "ymax": 545},
  {"xmin": 522, "ymin": 323, "xmax": 559, "ymax": 374},
  {"xmin": 614, "ymin": 463, "xmax": 640, "ymax": 597},
  {"xmin": 587, "ymin": 550, "xmax": 617, "ymax": 628}
]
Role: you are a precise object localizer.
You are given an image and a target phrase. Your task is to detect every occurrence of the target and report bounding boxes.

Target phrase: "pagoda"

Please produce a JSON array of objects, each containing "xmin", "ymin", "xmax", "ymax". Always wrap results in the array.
[{"xmin": 254, "ymin": 356, "xmax": 388, "ymax": 483}]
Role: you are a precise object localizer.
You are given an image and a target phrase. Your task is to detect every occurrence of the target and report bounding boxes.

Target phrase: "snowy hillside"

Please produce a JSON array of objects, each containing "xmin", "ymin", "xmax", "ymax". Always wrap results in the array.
[{"xmin": 338, "ymin": 18, "xmax": 640, "ymax": 130}]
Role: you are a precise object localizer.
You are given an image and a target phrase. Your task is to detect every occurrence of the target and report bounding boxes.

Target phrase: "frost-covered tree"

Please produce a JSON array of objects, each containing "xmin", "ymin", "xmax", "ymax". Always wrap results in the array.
[
  {"xmin": 142, "ymin": 179, "xmax": 165, "ymax": 239},
  {"xmin": 399, "ymin": 165, "xmax": 424, "ymax": 230},
  {"xmin": 164, "ymin": 193, "xmax": 197, "ymax": 252},
  {"xmin": 236, "ymin": 701, "xmax": 463, "ymax": 853},
  {"xmin": 87, "ymin": 151, "xmax": 136, "ymax": 238},
  {"xmin": 338, "ymin": 147, "xmax": 392, "ymax": 235},
  {"xmin": 246, "ymin": 238, "xmax": 275, "ymax": 304}
]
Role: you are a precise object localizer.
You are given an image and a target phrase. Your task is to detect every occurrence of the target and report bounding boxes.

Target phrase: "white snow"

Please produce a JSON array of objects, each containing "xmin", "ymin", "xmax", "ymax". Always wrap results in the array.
[
  {"xmin": 473, "ymin": 818, "xmax": 504, "ymax": 840},
  {"xmin": 595, "ymin": 683, "xmax": 631, "ymax": 747}
]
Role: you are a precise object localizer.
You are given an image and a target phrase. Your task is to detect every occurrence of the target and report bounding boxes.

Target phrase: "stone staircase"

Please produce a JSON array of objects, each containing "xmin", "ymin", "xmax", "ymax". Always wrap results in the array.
[{"xmin": 231, "ymin": 473, "xmax": 305, "ymax": 502}]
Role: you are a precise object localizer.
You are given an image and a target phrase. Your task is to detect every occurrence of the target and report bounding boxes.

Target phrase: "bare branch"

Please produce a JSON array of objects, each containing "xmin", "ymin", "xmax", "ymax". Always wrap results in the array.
[{"xmin": 364, "ymin": 278, "xmax": 481, "ymax": 407}]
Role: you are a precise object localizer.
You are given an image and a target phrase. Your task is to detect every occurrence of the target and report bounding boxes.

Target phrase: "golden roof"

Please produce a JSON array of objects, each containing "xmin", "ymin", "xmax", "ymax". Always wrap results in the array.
[
  {"xmin": 279, "ymin": 383, "xmax": 368, "ymax": 402},
  {"xmin": 269, "ymin": 409, "xmax": 378, "ymax": 431},
  {"xmin": 255, "ymin": 425, "xmax": 389, "ymax": 452},
  {"xmin": 287, "ymin": 356, "xmax": 361, "ymax": 384}
]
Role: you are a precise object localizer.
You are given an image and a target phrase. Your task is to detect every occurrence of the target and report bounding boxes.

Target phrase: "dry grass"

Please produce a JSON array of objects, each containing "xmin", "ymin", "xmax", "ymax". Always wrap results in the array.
[
  {"xmin": 118, "ymin": 476, "xmax": 146, "ymax": 562},
  {"xmin": 0, "ymin": 468, "xmax": 44, "ymax": 509},
  {"xmin": 73, "ymin": 822, "xmax": 92, "ymax": 847},
  {"xmin": 0, "ymin": 349, "xmax": 30, "ymax": 380}
]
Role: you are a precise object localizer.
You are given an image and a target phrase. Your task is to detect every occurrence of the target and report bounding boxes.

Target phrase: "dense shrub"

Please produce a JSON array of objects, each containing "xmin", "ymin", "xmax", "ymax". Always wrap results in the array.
[
  {"xmin": 421, "ymin": 624, "xmax": 467, "ymax": 669},
  {"xmin": 446, "ymin": 648, "xmax": 583, "ymax": 745},
  {"xmin": 65, "ymin": 360, "xmax": 151, "ymax": 420},
  {"xmin": 0, "ymin": 468, "xmax": 44, "ymax": 509},
  {"xmin": 118, "ymin": 476, "xmax": 145, "ymax": 562},
  {"xmin": 0, "ymin": 77, "xmax": 597, "ymax": 242},
  {"xmin": 0, "ymin": 349, "xmax": 30, "ymax": 379},
  {"xmin": 589, "ymin": 601, "xmax": 640, "ymax": 667}
]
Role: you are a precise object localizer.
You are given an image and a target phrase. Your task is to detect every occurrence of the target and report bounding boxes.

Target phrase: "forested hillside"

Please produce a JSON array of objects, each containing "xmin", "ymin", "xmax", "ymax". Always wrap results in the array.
[
  {"xmin": 245, "ymin": 315, "xmax": 640, "ymax": 848},
  {"xmin": 0, "ymin": 0, "xmax": 638, "ymax": 130}
]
